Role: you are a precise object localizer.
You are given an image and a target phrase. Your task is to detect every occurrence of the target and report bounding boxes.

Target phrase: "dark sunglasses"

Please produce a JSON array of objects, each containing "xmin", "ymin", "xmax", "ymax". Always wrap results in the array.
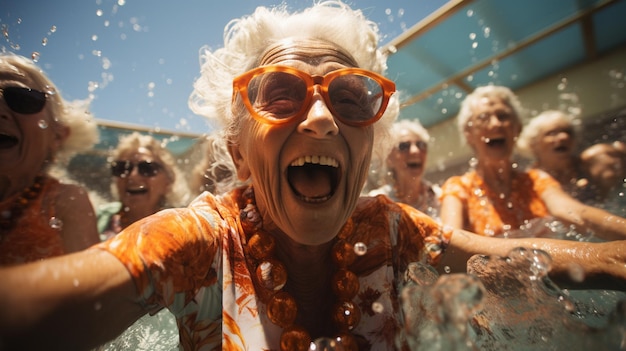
[
  {"xmin": 1, "ymin": 86, "xmax": 47, "ymax": 114},
  {"xmin": 398, "ymin": 140, "xmax": 428, "ymax": 152},
  {"xmin": 111, "ymin": 160, "xmax": 163, "ymax": 178}
]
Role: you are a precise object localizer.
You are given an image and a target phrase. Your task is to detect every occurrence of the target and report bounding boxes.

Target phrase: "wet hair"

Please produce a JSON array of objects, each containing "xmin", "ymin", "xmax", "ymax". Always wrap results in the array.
[
  {"xmin": 188, "ymin": 0, "xmax": 399, "ymax": 188},
  {"xmin": 517, "ymin": 110, "xmax": 580, "ymax": 159},
  {"xmin": 456, "ymin": 85, "xmax": 524, "ymax": 145},
  {"xmin": 109, "ymin": 132, "xmax": 190, "ymax": 207},
  {"xmin": 189, "ymin": 131, "xmax": 239, "ymax": 195},
  {"xmin": 0, "ymin": 53, "xmax": 99, "ymax": 166}
]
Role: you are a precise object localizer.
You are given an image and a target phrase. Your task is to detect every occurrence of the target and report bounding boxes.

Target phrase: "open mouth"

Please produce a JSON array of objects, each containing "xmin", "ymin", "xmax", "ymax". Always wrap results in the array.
[
  {"xmin": 484, "ymin": 137, "xmax": 506, "ymax": 148},
  {"xmin": 126, "ymin": 186, "xmax": 148, "ymax": 195},
  {"xmin": 406, "ymin": 161, "xmax": 423, "ymax": 170},
  {"xmin": 0, "ymin": 133, "xmax": 18, "ymax": 149},
  {"xmin": 287, "ymin": 155, "xmax": 340, "ymax": 203},
  {"xmin": 553, "ymin": 145, "xmax": 569, "ymax": 153}
]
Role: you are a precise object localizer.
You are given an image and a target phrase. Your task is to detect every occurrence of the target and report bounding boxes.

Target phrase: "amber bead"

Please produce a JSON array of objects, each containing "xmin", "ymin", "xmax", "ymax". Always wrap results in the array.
[
  {"xmin": 256, "ymin": 258, "xmax": 287, "ymax": 291},
  {"xmin": 332, "ymin": 240, "xmax": 356, "ymax": 268},
  {"xmin": 280, "ymin": 325, "xmax": 311, "ymax": 351},
  {"xmin": 332, "ymin": 301, "xmax": 361, "ymax": 331},
  {"xmin": 267, "ymin": 291, "xmax": 298, "ymax": 328},
  {"xmin": 336, "ymin": 332, "xmax": 359, "ymax": 351},
  {"xmin": 248, "ymin": 231, "xmax": 276, "ymax": 260},
  {"xmin": 331, "ymin": 269, "xmax": 359, "ymax": 300}
]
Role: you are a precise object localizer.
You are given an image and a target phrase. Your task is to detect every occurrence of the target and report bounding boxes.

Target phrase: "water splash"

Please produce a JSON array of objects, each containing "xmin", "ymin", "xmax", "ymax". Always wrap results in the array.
[{"xmin": 398, "ymin": 250, "xmax": 626, "ymax": 350}]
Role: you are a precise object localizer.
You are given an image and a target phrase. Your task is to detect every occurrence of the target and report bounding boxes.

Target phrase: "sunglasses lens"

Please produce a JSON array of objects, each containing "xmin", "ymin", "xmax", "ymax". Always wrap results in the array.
[
  {"xmin": 328, "ymin": 74, "xmax": 381, "ymax": 125},
  {"xmin": 3, "ymin": 87, "xmax": 46, "ymax": 114},
  {"xmin": 398, "ymin": 142, "xmax": 410, "ymax": 151},
  {"xmin": 111, "ymin": 161, "xmax": 129, "ymax": 177},
  {"xmin": 137, "ymin": 162, "xmax": 161, "ymax": 177},
  {"xmin": 247, "ymin": 71, "xmax": 307, "ymax": 122}
]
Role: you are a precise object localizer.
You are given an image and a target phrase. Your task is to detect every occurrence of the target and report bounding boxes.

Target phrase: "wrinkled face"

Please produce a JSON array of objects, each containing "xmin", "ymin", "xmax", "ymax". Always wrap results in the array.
[
  {"xmin": 464, "ymin": 96, "xmax": 521, "ymax": 164},
  {"xmin": 387, "ymin": 129, "xmax": 428, "ymax": 180},
  {"xmin": 113, "ymin": 147, "xmax": 172, "ymax": 214},
  {"xmin": 0, "ymin": 63, "xmax": 60, "ymax": 181},
  {"xmin": 229, "ymin": 39, "xmax": 375, "ymax": 245},
  {"xmin": 533, "ymin": 120, "xmax": 575, "ymax": 164}
]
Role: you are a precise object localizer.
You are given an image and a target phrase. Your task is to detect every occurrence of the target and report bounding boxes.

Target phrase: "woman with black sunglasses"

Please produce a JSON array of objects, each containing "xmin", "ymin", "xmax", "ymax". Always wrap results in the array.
[
  {"xmin": 1, "ymin": 2, "xmax": 626, "ymax": 351},
  {"xmin": 367, "ymin": 118, "xmax": 441, "ymax": 219},
  {"xmin": 0, "ymin": 53, "xmax": 101, "ymax": 265},
  {"xmin": 97, "ymin": 132, "xmax": 191, "ymax": 241}
]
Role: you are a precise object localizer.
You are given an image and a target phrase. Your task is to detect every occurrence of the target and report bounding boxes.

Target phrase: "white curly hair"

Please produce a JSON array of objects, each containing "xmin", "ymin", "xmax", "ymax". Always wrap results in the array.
[
  {"xmin": 0, "ymin": 53, "xmax": 99, "ymax": 168},
  {"xmin": 188, "ymin": 1, "xmax": 399, "ymax": 188}
]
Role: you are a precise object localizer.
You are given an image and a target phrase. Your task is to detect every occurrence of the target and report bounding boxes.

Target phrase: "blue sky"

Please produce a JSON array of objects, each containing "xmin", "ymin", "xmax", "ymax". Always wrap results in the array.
[{"xmin": 1, "ymin": 0, "xmax": 447, "ymax": 135}]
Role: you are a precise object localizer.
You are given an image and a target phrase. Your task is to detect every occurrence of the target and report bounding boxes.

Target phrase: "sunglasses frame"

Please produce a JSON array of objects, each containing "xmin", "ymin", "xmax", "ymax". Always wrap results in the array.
[
  {"xmin": 111, "ymin": 160, "xmax": 163, "ymax": 178},
  {"xmin": 397, "ymin": 140, "xmax": 428, "ymax": 152},
  {"xmin": 232, "ymin": 65, "xmax": 396, "ymax": 127},
  {"xmin": 1, "ymin": 86, "xmax": 47, "ymax": 114}
]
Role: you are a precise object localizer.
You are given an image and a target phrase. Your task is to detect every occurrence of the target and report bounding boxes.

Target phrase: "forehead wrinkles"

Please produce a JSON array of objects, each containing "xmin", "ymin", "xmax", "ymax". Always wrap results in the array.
[{"xmin": 259, "ymin": 38, "xmax": 358, "ymax": 67}]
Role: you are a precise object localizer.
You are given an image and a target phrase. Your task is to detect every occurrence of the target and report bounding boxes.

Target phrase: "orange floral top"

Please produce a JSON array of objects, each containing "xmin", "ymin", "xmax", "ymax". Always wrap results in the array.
[
  {"xmin": 440, "ymin": 169, "xmax": 560, "ymax": 236},
  {"xmin": 0, "ymin": 177, "xmax": 63, "ymax": 265},
  {"xmin": 96, "ymin": 186, "xmax": 451, "ymax": 351}
]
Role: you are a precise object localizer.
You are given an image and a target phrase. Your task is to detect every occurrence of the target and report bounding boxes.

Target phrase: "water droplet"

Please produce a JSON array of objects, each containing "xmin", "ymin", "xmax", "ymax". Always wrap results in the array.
[
  {"xmin": 96, "ymin": 9, "xmax": 103, "ymax": 16},
  {"xmin": 38, "ymin": 120, "xmax": 49, "ymax": 129},
  {"xmin": 50, "ymin": 25, "xmax": 56, "ymax": 33},
  {"xmin": 444, "ymin": 266, "xmax": 451, "ymax": 274},
  {"xmin": 31, "ymin": 52, "xmax": 40, "ymax": 62},
  {"xmin": 371, "ymin": 302, "xmax": 384, "ymax": 313},
  {"xmin": 49, "ymin": 216, "xmax": 63, "ymax": 230},
  {"xmin": 41, "ymin": 38, "xmax": 48, "ymax": 46},
  {"xmin": 354, "ymin": 242, "xmax": 367, "ymax": 256}
]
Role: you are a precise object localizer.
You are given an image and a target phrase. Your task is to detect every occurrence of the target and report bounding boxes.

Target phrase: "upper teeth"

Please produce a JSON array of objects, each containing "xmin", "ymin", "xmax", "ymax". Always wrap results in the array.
[{"xmin": 290, "ymin": 155, "xmax": 339, "ymax": 167}]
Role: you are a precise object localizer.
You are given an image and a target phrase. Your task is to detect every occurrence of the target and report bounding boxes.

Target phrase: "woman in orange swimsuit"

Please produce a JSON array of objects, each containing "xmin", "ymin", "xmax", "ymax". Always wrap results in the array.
[
  {"xmin": 440, "ymin": 85, "xmax": 626, "ymax": 241},
  {"xmin": 0, "ymin": 54, "xmax": 100, "ymax": 265}
]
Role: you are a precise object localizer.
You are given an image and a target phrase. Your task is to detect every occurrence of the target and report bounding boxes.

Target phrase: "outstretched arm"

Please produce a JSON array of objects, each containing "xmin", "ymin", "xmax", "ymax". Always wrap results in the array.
[
  {"xmin": 0, "ymin": 248, "xmax": 147, "ymax": 350},
  {"xmin": 444, "ymin": 229, "xmax": 626, "ymax": 290},
  {"xmin": 542, "ymin": 186, "xmax": 626, "ymax": 241}
]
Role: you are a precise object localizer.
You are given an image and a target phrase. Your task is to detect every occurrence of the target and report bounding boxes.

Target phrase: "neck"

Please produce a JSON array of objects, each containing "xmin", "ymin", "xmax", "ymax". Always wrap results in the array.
[
  {"xmin": 476, "ymin": 160, "xmax": 513, "ymax": 194},
  {"xmin": 394, "ymin": 175, "xmax": 425, "ymax": 205},
  {"xmin": 538, "ymin": 156, "xmax": 579, "ymax": 184}
]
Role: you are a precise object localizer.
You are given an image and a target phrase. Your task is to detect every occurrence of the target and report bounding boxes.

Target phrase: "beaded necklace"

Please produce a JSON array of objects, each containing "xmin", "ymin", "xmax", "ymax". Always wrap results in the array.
[
  {"xmin": 238, "ymin": 186, "xmax": 361, "ymax": 351},
  {"xmin": 0, "ymin": 175, "xmax": 45, "ymax": 236}
]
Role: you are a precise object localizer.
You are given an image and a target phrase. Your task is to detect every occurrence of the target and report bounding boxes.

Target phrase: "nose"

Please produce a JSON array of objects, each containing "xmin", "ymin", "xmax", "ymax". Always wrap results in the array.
[{"xmin": 297, "ymin": 87, "xmax": 339, "ymax": 137}]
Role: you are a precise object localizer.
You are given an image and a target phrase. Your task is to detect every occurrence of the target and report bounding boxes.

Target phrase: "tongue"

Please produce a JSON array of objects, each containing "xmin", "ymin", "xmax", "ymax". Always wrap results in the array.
[{"xmin": 289, "ymin": 165, "xmax": 332, "ymax": 198}]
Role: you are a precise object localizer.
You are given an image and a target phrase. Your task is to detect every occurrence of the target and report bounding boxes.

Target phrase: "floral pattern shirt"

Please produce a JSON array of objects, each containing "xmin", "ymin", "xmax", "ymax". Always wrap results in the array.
[
  {"xmin": 0, "ymin": 177, "xmax": 63, "ymax": 265},
  {"xmin": 96, "ymin": 186, "xmax": 451, "ymax": 351},
  {"xmin": 440, "ymin": 169, "xmax": 560, "ymax": 236}
]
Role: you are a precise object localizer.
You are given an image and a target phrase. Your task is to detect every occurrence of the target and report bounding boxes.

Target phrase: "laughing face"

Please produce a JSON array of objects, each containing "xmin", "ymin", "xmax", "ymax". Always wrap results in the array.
[
  {"xmin": 533, "ymin": 121, "xmax": 575, "ymax": 165},
  {"xmin": 464, "ymin": 95, "xmax": 521, "ymax": 164},
  {"xmin": 114, "ymin": 147, "xmax": 173, "ymax": 216},
  {"xmin": 229, "ymin": 40, "xmax": 374, "ymax": 245},
  {"xmin": 0, "ymin": 62, "xmax": 64, "ymax": 190},
  {"xmin": 387, "ymin": 129, "xmax": 428, "ymax": 180}
]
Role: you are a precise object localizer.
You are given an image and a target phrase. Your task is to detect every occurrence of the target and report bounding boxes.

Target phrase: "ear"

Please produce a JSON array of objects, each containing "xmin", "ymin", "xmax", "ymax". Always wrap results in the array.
[{"xmin": 228, "ymin": 142, "xmax": 251, "ymax": 181}]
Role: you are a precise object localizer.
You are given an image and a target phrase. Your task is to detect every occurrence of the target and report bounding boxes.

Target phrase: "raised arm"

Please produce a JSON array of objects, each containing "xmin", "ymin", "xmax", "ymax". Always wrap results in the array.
[
  {"xmin": 440, "ymin": 194, "xmax": 466, "ymax": 230},
  {"xmin": 541, "ymin": 186, "xmax": 626, "ymax": 241},
  {"xmin": 0, "ymin": 248, "xmax": 147, "ymax": 350},
  {"xmin": 443, "ymin": 229, "xmax": 626, "ymax": 290}
]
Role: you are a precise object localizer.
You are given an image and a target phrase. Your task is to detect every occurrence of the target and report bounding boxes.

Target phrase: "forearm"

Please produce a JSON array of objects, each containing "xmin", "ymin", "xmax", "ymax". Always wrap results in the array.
[
  {"xmin": 0, "ymin": 249, "xmax": 147, "ymax": 350},
  {"xmin": 580, "ymin": 207, "xmax": 626, "ymax": 241},
  {"xmin": 446, "ymin": 230, "xmax": 626, "ymax": 290}
]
